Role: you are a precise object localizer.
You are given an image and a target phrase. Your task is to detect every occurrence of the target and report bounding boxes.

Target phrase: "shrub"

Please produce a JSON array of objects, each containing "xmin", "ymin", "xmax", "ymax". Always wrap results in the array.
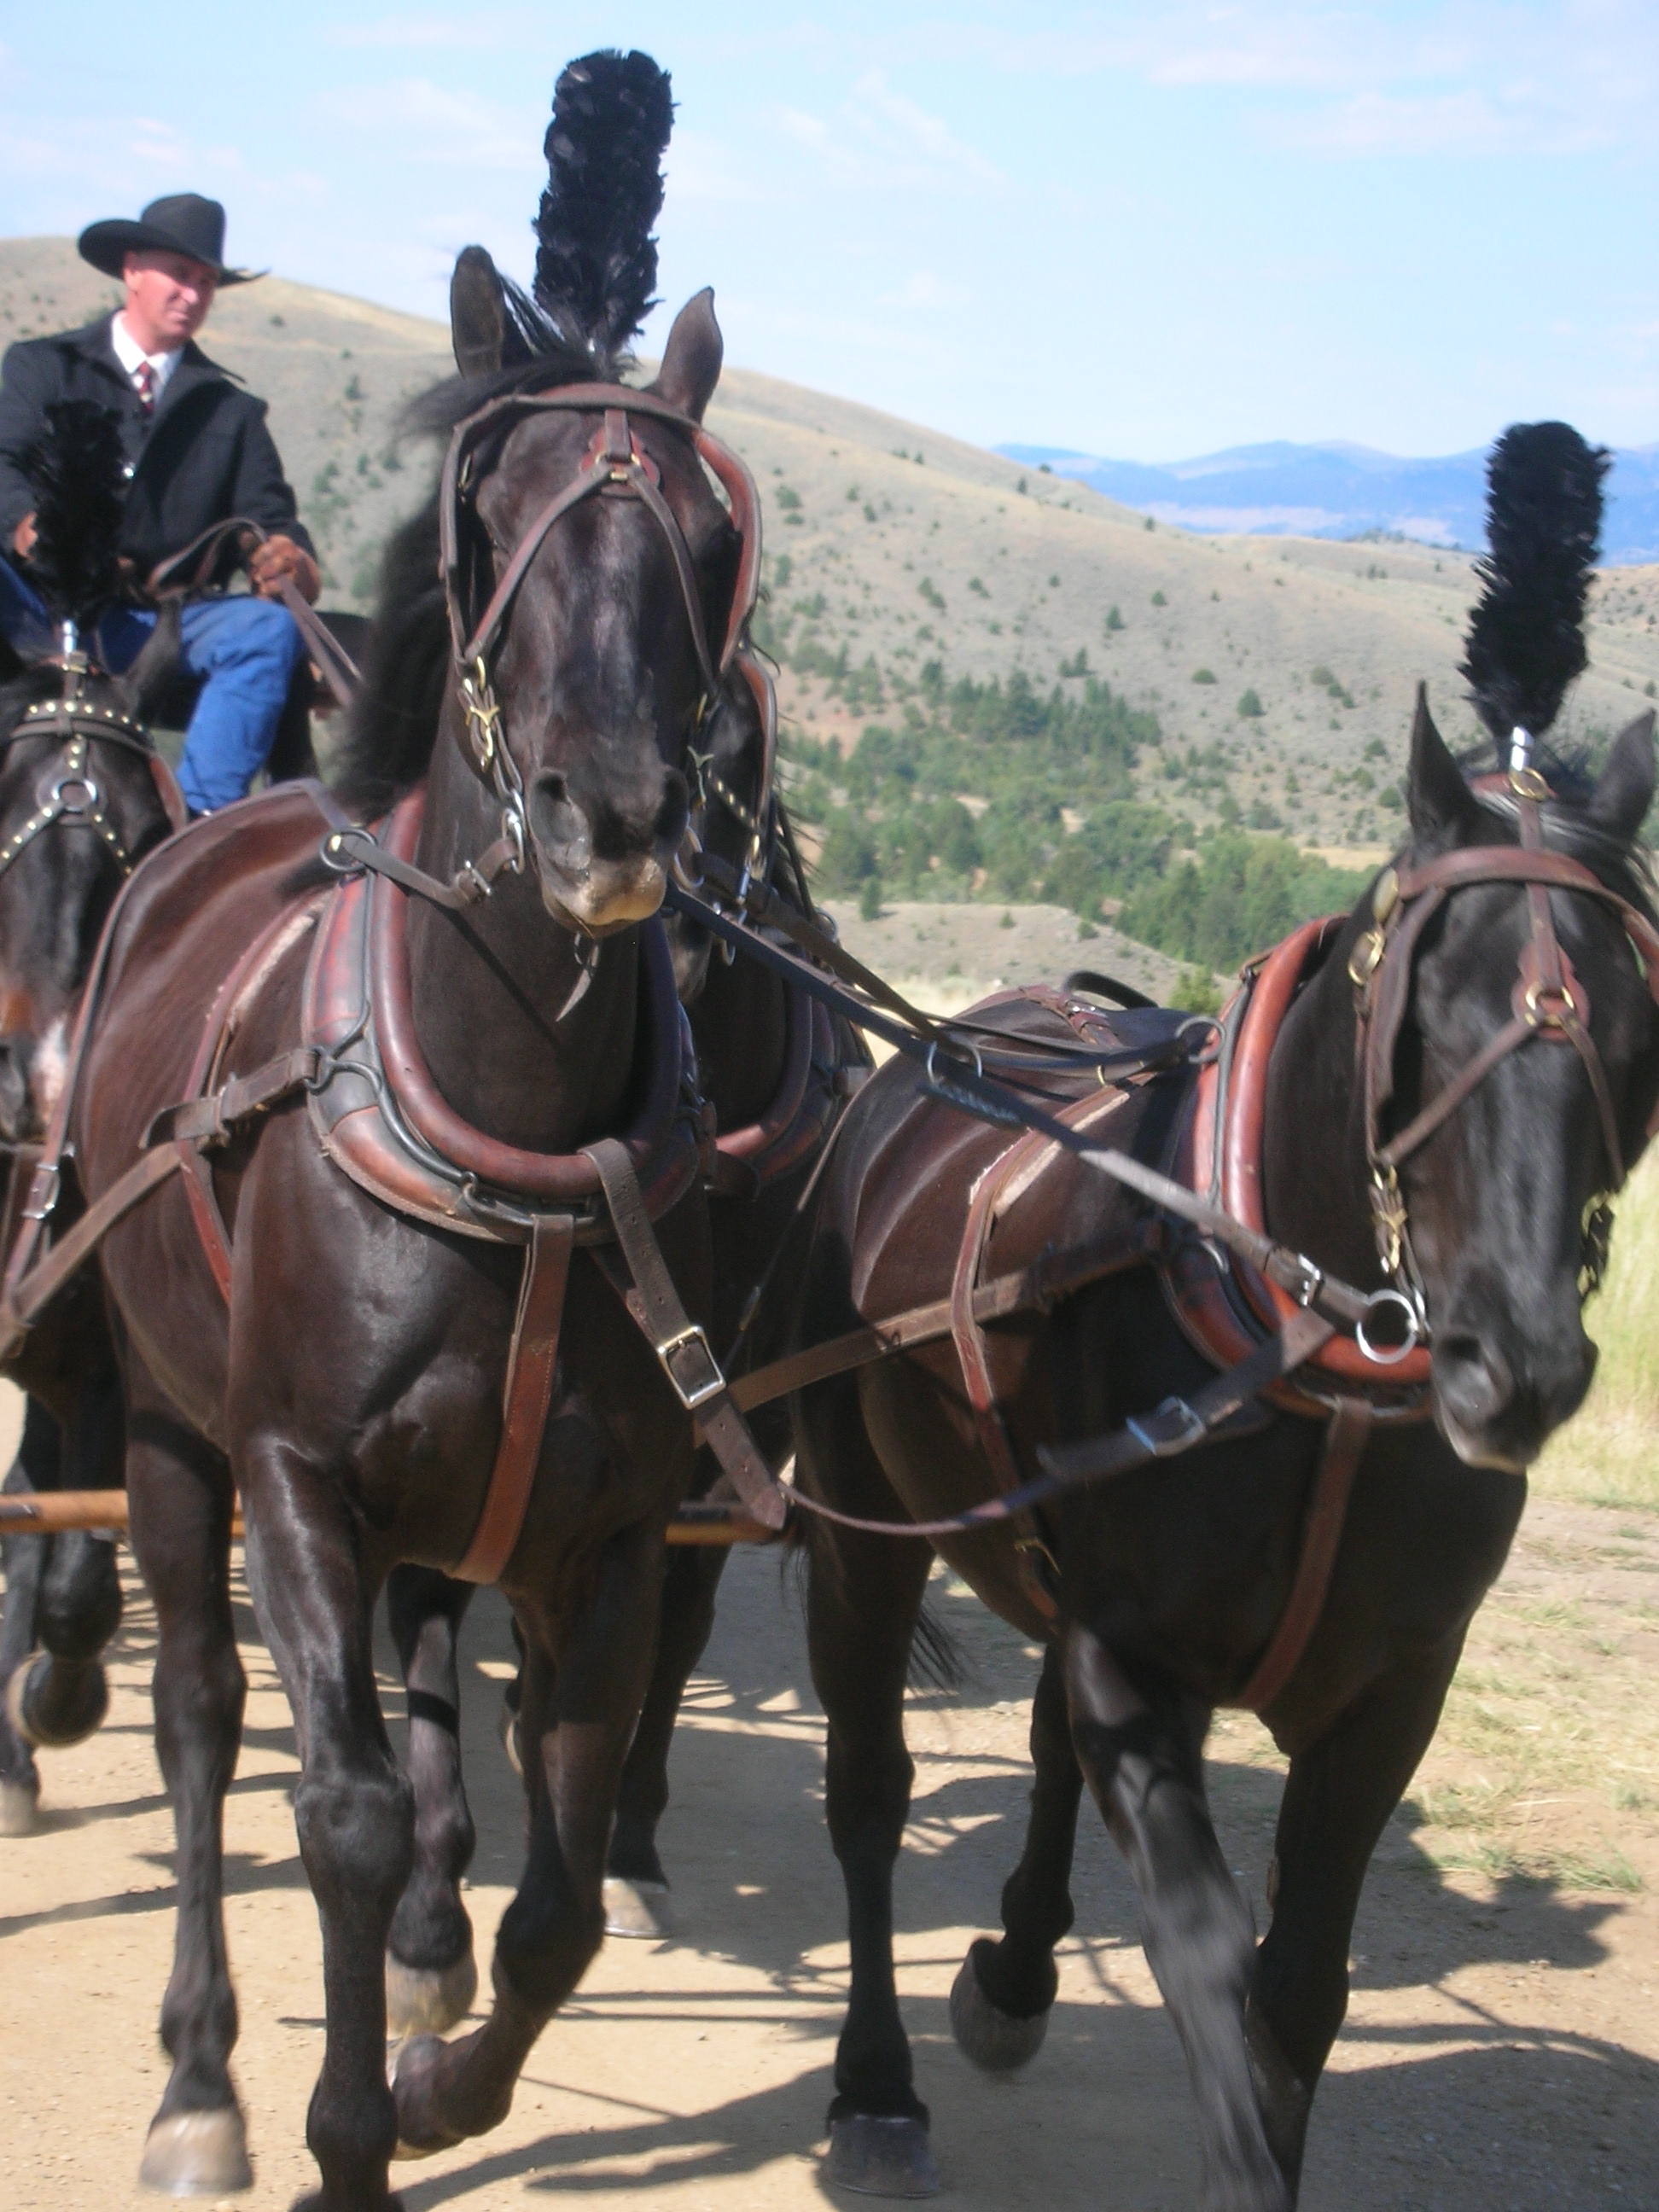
[
  {"xmin": 1191, "ymin": 668, "xmax": 1217, "ymax": 685},
  {"xmin": 1151, "ymin": 589, "xmax": 1167, "ymax": 607},
  {"xmin": 1104, "ymin": 604, "xmax": 1124, "ymax": 632},
  {"xmin": 858, "ymin": 876, "xmax": 884, "ymax": 922},
  {"xmin": 1172, "ymin": 966, "xmax": 1222, "ymax": 1016},
  {"xmin": 1237, "ymin": 689, "xmax": 1264, "ymax": 719}
]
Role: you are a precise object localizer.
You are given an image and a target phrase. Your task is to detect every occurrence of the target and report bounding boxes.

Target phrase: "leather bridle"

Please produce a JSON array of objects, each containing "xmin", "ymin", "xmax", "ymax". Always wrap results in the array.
[
  {"xmin": 0, "ymin": 668, "xmax": 186, "ymax": 890},
  {"xmin": 1348, "ymin": 765, "xmax": 1659, "ymax": 1318},
  {"xmin": 432, "ymin": 381, "xmax": 773, "ymax": 917}
]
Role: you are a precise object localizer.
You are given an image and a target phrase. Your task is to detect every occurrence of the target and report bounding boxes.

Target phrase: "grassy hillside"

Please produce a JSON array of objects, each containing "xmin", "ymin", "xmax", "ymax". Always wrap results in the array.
[{"xmin": 8, "ymin": 234, "xmax": 1659, "ymax": 938}]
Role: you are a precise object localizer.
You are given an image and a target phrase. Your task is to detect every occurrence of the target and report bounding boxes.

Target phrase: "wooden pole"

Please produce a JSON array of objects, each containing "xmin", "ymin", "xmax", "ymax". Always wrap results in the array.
[{"xmin": 0, "ymin": 1492, "xmax": 780, "ymax": 1545}]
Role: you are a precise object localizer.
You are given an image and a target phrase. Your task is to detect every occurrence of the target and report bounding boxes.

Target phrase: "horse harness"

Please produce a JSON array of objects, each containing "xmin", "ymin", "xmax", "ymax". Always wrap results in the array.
[
  {"xmin": 0, "ymin": 667, "xmax": 187, "ymax": 888},
  {"xmin": 0, "ymin": 385, "xmax": 806, "ymax": 1582}
]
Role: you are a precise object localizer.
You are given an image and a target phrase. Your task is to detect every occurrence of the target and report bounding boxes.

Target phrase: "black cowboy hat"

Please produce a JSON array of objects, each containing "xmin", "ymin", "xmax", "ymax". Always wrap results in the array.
[{"xmin": 77, "ymin": 195, "xmax": 263, "ymax": 286}]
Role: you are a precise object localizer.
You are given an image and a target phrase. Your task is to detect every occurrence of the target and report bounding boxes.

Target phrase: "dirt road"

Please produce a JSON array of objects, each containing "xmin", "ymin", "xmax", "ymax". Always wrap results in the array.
[{"xmin": 0, "ymin": 1495, "xmax": 1654, "ymax": 2211}]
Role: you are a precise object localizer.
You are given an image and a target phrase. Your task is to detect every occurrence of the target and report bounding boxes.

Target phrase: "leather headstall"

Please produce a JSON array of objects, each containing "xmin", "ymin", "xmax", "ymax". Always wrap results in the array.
[
  {"xmin": 0, "ymin": 662, "xmax": 187, "ymax": 887},
  {"xmin": 1349, "ymin": 769, "xmax": 1659, "ymax": 1321},
  {"xmin": 433, "ymin": 381, "xmax": 776, "ymax": 924}
]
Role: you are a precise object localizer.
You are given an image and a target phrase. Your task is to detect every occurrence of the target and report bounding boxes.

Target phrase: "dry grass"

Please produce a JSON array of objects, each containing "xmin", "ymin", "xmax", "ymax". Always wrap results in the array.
[{"xmin": 1534, "ymin": 1147, "xmax": 1659, "ymax": 1513}]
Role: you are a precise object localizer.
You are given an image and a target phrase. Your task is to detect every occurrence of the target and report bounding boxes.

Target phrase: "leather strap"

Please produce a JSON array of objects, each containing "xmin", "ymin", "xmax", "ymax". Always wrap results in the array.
[
  {"xmin": 144, "ymin": 1045, "xmax": 322, "ymax": 1148},
  {"xmin": 1234, "ymin": 1397, "xmax": 1373, "ymax": 1714},
  {"xmin": 0, "ymin": 1144, "xmax": 183, "ymax": 1359},
  {"xmin": 451, "ymin": 1212, "xmax": 575, "ymax": 1583},
  {"xmin": 583, "ymin": 1136, "xmax": 786, "ymax": 1530}
]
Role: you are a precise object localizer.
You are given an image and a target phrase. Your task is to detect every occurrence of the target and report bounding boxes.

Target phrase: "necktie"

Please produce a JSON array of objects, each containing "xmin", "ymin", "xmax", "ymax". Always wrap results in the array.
[{"xmin": 134, "ymin": 361, "xmax": 156, "ymax": 416}]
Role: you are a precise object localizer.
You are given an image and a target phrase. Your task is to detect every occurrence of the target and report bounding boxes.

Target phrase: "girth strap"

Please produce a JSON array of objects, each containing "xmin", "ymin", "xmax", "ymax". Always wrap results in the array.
[
  {"xmin": 451, "ymin": 1213, "xmax": 575, "ymax": 1584},
  {"xmin": 1234, "ymin": 1397, "xmax": 1373, "ymax": 1714},
  {"xmin": 584, "ymin": 1137, "xmax": 786, "ymax": 1530}
]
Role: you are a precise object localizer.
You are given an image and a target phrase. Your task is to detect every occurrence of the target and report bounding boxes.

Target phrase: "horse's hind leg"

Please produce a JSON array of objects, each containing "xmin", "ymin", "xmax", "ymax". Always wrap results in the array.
[
  {"xmin": 604, "ymin": 1536, "xmax": 729, "ymax": 1936},
  {"xmin": 1064, "ymin": 1620, "xmax": 1288, "ymax": 2212},
  {"xmin": 385, "ymin": 1565, "xmax": 480, "ymax": 2036},
  {"xmin": 0, "ymin": 1400, "xmax": 59, "ymax": 1832},
  {"xmin": 799, "ymin": 1404, "xmax": 937, "ymax": 2197},
  {"xmin": 950, "ymin": 1637, "xmax": 1082, "ymax": 2072},
  {"xmin": 1245, "ymin": 1639, "xmax": 1464, "ymax": 2200},
  {"xmin": 392, "ymin": 1524, "xmax": 662, "ymax": 2159},
  {"xmin": 125, "ymin": 1386, "xmax": 251, "ymax": 2196}
]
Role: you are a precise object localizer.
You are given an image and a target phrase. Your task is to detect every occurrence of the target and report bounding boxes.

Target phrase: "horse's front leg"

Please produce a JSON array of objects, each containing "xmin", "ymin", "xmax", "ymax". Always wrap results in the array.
[
  {"xmin": 10, "ymin": 1364, "xmax": 125, "ymax": 1759},
  {"xmin": 385, "ymin": 1564, "xmax": 480, "ymax": 2035},
  {"xmin": 0, "ymin": 1399, "xmax": 58, "ymax": 1832},
  {"xmin": 1063, "ymin": 1621, "xmax": 1284, "ymax": 2212},
  {"xmin": 391, "ymin": 1517, "xmax": 663, "ymax": 2156},
  {"xmin": 124, "ymin": 1371, "xmax": 250, "ymax": 2197},
  {"xmin": 949, "ymin": 1636, "xmax": 1082, "ymax": 2072},
  {"xmin": 1245, "ymin": 1637, "xmax": 1464, "ymax": 2198},
  {"xmin": 241, "ymin": 1447, "xmax": 415, "ymax": 2212}
]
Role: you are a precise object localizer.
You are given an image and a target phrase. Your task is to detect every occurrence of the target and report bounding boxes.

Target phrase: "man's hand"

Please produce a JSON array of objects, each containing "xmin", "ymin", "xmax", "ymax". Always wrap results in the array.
[
  {"xmin": 12, "ymin": 514, "xmax": 36, "ymax": 561},
  {"xmin": 249, "ymin": 534, "xmax": 320, "ymax": 603}
]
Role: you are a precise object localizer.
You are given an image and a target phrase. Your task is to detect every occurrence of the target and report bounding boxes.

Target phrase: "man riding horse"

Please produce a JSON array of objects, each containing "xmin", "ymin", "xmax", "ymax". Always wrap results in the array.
[{"xmin": 0, "ymin": 193, "xmax": 318, "ymax": 814}]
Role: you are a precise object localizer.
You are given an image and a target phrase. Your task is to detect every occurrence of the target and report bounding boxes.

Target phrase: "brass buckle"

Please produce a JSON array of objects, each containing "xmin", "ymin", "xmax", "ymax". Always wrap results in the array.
[
  {"xmin": 458, "ymin": 656, "xmax": 503, "ymax": 770},
  {"xmin": 1509, "ymin": 765, "xmax": 1551, "ymax": 801},
  {"xmin": 1369, "ymin": 1168, "xmax": 1407, "ymax": 1278},
  {"xmin": 1348, "ymin": 928, "xmax": 1385, "ymax": 987},
  {"xmin": 655, "ymin": 1322, "xmax": 726, "ymax": 1412}
]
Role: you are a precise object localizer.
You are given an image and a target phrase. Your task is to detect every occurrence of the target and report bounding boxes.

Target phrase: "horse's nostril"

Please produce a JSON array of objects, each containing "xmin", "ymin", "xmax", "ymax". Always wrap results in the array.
[
  {"xmin": 528, "ymin": 774, "xmax": 591, "ymax": 874},
  {"xmin": 1434, "ymin": 1331, "xmax": 1515, "ymax": 1429}
]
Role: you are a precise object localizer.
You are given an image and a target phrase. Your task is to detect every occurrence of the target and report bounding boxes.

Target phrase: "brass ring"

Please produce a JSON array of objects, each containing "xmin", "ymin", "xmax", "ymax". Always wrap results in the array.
[{"xmin": 1523, "ymin": 977, "xmax": 1578, "ymax": 1025}]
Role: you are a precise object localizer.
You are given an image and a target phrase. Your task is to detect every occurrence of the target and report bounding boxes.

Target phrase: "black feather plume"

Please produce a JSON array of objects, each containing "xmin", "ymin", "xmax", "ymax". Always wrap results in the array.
[
  {"xmin": 24, "ymin": 399, "xmax": 129, "ymax": 632},
  {"xmin": 533, "ymin": 49, "xmax": 673, "ymax": 358},
  {"xmin": 1461, "ymin": 421, "xmax": 1608, "ymax": 748}
]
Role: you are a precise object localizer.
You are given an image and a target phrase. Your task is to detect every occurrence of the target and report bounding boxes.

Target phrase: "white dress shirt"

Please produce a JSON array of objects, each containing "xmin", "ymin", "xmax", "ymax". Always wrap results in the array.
[{"xmin": 109, "ymin": 313, "xmax": 183, "ymax": 404}]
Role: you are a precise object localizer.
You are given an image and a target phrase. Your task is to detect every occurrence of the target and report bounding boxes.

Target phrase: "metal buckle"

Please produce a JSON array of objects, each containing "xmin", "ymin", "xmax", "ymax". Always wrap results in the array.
[
  {"xmin": 20, "ymin": 1163, "xmax": 61, "ymax": 1220},
  {"xmin": 1126, "ymin": 1395, "xmax": 1207, "ymax": 1458},
  {"xmin": 1348, "ymin": 928, "xmax": 1385, "ymax": 987},
  {"xmin": 1523, "ymin": 976, "xmax": 1579, "ymax": 1027},
  {"xmin": 655, "ymin": 1322, "xmax": 726, "ymax": 1412}
]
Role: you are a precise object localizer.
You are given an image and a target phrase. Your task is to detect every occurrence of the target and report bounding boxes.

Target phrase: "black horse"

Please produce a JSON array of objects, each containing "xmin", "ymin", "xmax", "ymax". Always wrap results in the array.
[
  {"xmin": 788, "ymin": 428, "xmax": 1659, "ymax": 2206},
  {"xmin": 0, "ymin": 402, "xmax": 184, "ymax": 1831}
]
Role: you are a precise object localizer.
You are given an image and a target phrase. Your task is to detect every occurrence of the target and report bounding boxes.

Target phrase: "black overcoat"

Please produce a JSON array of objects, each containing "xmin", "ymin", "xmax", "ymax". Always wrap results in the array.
[{"xmin": 0, "ymin": 315, "xmax": 314, "ymax": 577}]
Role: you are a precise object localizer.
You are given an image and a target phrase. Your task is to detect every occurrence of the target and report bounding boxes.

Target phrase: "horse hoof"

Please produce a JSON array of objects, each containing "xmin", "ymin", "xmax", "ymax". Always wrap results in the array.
[
  {"xmin": 138, "ymin": 2108, "xmax": 253, "ymax": 2195},
  {"xmin": 12, "ymin": 1653, "xmax": 109, "ymax": 1750},
  {"xmin": 386, "ymin": 1950, "xmax": 478, "ymax": 2039},
  {"xmin": 948, "ymin": 1950, "xmax": 1049, "ymax": 2073},
  {"xmin": 603, "ymin": 1874, "xmax": 672, "ymax": 1939},
  {"xmin": 826, "ymin": 2115, "xmax": 940, "ymax": 2198},
  {"xmin": 0, "ymin": 1776, "xmax": 39, "ymax": 1837}
]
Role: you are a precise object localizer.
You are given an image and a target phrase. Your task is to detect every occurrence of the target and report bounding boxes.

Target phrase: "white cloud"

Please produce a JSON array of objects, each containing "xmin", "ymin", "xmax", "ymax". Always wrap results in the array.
[
  {"xmin": 316, "ymin": 78, "xmax": 533, "ymax": 170},
  {"xmin": 767, "ymin": 70, "xmax": 1004, "ymax": 195}
]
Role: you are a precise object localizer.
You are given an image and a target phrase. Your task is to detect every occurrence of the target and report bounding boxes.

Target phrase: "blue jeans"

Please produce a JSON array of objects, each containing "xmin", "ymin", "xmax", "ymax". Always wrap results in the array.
[{"xmin": 0, "ymin": 560, "xmax": 306, "ymax": 815}]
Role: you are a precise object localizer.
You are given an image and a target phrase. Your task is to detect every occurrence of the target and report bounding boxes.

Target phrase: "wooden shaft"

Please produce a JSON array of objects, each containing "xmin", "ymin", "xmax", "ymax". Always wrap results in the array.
[{"xmin": 0, "ymin": 1492, "xmax": 778, "ymax": 1545}]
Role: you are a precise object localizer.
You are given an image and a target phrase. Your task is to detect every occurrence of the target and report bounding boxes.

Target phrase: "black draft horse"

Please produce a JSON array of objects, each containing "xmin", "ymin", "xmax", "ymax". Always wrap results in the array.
[
  {"xmin": 0, "ymin": 400, "xmax": 183, "ymax": 1831},
  {"xmin": 790, "ymin": 428, "xmax": 1659, "ymax": 2207}
]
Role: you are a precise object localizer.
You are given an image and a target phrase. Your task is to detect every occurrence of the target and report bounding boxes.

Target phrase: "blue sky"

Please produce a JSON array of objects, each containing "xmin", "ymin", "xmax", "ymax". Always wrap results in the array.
[{"xmin": 3, "ymin": 4, "xmax": 1656, "ymax": 461}]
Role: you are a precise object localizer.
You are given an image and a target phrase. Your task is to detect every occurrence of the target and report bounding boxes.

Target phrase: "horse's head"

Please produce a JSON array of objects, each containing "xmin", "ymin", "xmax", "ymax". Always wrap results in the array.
[
  {"xmin": 1371, "ymin": 694, "xmax": 1659, "ymax": 1469},
  {"xmin": 0, "ymin": 642, "xmax": 180, "ymax": 1142},
  {"xmin": 443, "ymin": 276, "xmax": 754, "ymax": 938}
]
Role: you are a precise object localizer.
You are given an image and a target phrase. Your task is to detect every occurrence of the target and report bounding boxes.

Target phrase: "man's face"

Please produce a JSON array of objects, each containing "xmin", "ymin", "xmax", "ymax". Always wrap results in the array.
[{"xmin": 121, "ymin": 250, "xmax": 217, "ymax": 348}]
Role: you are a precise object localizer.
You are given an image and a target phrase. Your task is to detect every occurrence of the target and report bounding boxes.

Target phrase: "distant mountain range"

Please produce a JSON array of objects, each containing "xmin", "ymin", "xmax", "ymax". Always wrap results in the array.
[{"xmin": 996, "ymin": 439, "xmax": 1659, "ymax": 567}]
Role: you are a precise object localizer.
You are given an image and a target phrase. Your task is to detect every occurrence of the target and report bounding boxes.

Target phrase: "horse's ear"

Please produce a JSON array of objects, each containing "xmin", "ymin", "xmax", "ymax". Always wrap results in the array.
[
  {"xmin": 649, "ymin": 288, "xmax": 723, "ymax": 424},
  {"xmin": 451, "ymin": 247, "xmax": 508, "ymax": 377},
  {"xmin": 1589, "ymin": 711, "xmax": 1656, "ymax": 841},
  {"xmin": 1406, "ymin": 684, "xmax": 1478, "ymax": 844}
]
